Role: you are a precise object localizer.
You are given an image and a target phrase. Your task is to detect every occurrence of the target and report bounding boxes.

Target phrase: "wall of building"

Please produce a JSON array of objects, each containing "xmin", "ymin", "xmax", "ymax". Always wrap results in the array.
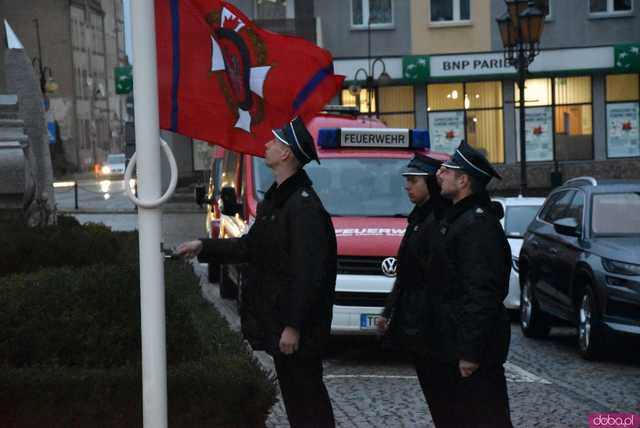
[
  {"xmin": 411, "ymin": 0, "xmax": 492, "ymax": 55},
  {"xmin": 315, "ymin": 0, "xmax": 411, "ymax": 59},
  {"xmin": 490, "ymin": 0, "xmax": 640, "ymax": 50}
]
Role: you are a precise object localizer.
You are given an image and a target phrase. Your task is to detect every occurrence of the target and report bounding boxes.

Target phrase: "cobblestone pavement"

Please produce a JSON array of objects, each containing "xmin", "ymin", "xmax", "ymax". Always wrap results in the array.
[
  {"xmin": 204, "ymin": 274, "xmax": 640, "ymax": 428},
  {"xmin": 59, "ymin": 179, "xmax": 640, "ymax": 428}
]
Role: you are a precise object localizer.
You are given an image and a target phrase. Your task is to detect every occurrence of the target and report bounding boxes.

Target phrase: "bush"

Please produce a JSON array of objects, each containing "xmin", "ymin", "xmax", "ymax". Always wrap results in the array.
[
  {"xmin": 0, "ymin": 228, "xmax": 277, "ymax": 427},
  {"xmin": 0, "ymin": 219, "xmax": 130, "ymax": 277}
]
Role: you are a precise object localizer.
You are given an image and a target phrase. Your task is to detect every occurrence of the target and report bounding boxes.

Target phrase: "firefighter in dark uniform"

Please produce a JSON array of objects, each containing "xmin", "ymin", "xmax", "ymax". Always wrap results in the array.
[
  {"xmin": 376, "ymin": 154, "xmax": 450, "ymax": 390},
  {"xmin": 177, "ymin": 117, "xmax": 337, "ymax": 428},
  {"xmin": 420, "ymin": 140, "xmax": 512, "ymax": 428}
]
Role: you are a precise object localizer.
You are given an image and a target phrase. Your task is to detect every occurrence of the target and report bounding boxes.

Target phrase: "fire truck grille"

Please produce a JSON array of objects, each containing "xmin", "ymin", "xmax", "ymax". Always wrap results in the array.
[
  {"xmin": 336, "ymin": 256, "xmax": 386, "ymax": 275},
  {"xmin": 334, "ymin": 291, "xmax": 389, "ymax": 307}
]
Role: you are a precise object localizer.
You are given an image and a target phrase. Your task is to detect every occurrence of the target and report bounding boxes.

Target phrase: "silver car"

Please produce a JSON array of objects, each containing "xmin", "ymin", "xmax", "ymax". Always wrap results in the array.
[
  {"xmin": 101, "ymin": 153, "xmax": 126, "ymax": 178},
  {"xmin": 493, "ymin": 197, "xmax": 546, "ymax": 311}
]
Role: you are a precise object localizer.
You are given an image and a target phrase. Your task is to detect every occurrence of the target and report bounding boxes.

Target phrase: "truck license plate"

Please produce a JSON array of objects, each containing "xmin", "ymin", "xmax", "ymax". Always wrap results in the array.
[{"xmin": 360, "ymin": 313, "xmax": 380, "ymax": 330}]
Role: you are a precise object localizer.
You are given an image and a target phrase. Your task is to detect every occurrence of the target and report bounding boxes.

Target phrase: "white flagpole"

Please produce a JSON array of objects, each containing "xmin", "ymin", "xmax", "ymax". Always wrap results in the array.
[{"xmin": 129, "ymin": 0, "xmax": 168, "ymax": 427}]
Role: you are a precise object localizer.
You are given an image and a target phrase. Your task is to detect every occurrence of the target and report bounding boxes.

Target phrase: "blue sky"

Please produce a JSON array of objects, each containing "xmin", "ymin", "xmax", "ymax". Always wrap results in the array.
[{"xmin": 124, "ymin": 0, "xmax": 132, "ymax": 62}]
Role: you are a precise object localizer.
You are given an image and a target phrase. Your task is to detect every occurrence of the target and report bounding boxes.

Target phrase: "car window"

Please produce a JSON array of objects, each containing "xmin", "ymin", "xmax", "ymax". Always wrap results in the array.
[
  {"xmin": 505, "ymin": 206, "xmax": 541, "ymax": 237},
  {"xmin": 253, "ymin": 157, "xmax": 412, "ymax": 217},
  {"xmin": 564, "ymin": 192, "xmax": 585, "ymax": 227},
  {"xmin": 541, "ymin": 190, "xmax": 575, "ymax": 223},
  {"xmin": 592, "ymin": 192, "xmax": 640, "ymax": 235}
]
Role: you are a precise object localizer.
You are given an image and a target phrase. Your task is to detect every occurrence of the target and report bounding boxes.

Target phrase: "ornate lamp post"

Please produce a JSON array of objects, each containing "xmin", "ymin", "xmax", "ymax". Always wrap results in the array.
[
  {"xmin": 496, "ymin": 0, "xmax": 544, "ymax": 195},
  {"xmin": 32, "ymin": 19, "xmax": 58, "ymax": 96},
  {"xmin": 352, "ymin": 58, "xmax": 390, "ymax": 117},
  {"xmin": 349, "ymin": 17, "xmax": 391, "ymax": 118}
]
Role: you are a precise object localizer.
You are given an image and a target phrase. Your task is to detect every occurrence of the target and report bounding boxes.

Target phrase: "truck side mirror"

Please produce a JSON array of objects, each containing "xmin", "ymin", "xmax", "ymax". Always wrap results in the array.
[{"xmin": 220, "ymin": 186, "xmax": 242, "ymax": 216}]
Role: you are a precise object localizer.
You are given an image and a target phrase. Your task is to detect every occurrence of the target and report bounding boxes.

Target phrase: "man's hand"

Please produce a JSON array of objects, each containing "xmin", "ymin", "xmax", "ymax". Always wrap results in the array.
[
  {"xmin": 279, "ymin": 326, "xmax": 300, "ymax": 355},
  {"xmin": 459, "ymin": 359, "xmax": 480, "ymax": 378},
  {"xmin": 376, "ymin": 316, "xmax": 389, "ymax": 334},
  {"xmin": 176, "ymin": 240, "xmax": 203, "ymax": 259}
]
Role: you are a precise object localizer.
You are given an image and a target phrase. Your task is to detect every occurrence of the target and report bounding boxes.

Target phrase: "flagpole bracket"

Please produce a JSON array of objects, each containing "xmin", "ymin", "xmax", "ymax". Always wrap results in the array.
[{"xmin": 124, "ymin": 138, "xmax": 178, "ymax": 209}]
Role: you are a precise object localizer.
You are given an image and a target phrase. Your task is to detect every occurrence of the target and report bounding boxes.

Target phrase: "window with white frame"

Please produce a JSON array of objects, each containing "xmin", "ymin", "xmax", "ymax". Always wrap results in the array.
[
  {"xmin": 352, "ymin": 0, "xmax": 393, "ymax": 27},
  {"xmin": 590, "ymin": 0, "xmax": 632, "ymax": 14},
  {"xmin": 430, "ymin": 0, "xmax": 470, "ymax": 22}
]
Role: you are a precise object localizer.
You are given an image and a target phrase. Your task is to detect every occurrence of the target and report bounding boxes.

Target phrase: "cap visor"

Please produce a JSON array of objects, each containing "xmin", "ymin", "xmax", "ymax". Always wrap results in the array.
[
  {"xmin": 401, "ymin": 166, "xmax": 430, "ymax": 176},
  {"xmin": 272, "ymin": 129, "xmax": 290, "ymax": 146},
  {"xmin": 442, "ymin": 159, "xmax": 462, "ymax": 169}
]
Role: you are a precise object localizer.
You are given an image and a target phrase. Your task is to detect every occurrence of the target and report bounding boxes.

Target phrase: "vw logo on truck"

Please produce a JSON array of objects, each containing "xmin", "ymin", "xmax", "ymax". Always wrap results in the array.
[{"xmin": 381, "ymin": 257, "xmax": 398, "ymax": 277}]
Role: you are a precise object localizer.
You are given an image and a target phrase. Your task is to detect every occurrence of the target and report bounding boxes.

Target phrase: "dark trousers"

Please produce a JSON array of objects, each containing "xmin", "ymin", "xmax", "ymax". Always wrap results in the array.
[
  {"xmin": 273, "ymin": 353, "xmax": 335, "ymax": 428},
  {"xmin": 414, "ymin": 356, "xmax": 513, "ymax": 428}
]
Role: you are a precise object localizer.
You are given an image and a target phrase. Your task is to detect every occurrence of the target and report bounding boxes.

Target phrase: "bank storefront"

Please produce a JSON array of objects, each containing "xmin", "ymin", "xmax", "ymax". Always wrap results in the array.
[{"xmin": 335, "ymin": 44, "xmax": 640, "ymax": 192}]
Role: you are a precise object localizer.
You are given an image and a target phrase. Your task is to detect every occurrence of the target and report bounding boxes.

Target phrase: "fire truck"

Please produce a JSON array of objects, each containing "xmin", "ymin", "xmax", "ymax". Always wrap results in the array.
[{"xmin": 196, "ymin": 109, "xmax": 448, "ymax": 334}]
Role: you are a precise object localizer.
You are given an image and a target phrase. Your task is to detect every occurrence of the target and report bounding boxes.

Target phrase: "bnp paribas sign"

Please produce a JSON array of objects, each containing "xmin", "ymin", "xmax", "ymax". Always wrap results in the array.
[
  {"xmin": 430, "ymin": 53, "xmax": 517, "ymax": 77},
  {"xmin": 403, "ymin": 53, "xmax": 517, "ymax": 81}
]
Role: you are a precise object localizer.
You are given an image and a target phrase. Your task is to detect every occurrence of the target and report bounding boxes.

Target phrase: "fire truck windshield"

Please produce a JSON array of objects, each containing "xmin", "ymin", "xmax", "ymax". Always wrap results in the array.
[{"xmin": 253, "ymin": 157, "xmax": 412, "ymax": 217}]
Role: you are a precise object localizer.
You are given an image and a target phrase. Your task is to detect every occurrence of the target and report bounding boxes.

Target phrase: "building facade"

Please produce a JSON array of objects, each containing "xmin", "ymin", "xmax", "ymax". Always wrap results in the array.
[
  {"xmin": 317, "ymin": 0, "xmax": 640, "ymax": 192},
  {"xmin": 1, "ymin": 0, "xmax": 127, "ymax": 172}
]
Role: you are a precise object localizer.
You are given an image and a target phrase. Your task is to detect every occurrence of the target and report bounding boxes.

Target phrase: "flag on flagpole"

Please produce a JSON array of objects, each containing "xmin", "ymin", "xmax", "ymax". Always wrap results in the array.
[{"xmin": 155, "ymin": 0, "xmax": 344, "ymax": 157}]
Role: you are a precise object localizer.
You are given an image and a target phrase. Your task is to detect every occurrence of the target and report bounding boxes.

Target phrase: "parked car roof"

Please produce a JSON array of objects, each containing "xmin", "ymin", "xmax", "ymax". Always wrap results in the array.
[
  {"xmin": 558, "ymin": 177, "xmax": 640, "ymax": 192},
  {"xmin": 493, "ymin": 196, "xmax": 547, "ymax": 206}
]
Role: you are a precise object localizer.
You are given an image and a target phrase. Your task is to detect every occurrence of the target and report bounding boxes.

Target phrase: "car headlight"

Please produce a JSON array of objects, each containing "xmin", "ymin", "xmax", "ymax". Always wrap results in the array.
[
  {"xmin": 512, "ymin": 256, "xmax": 520, "ymax": 273},
  {"xmin": 101, "ymin": 165, "xmax": 111, "ymax": 175},
  {"xmin": 602, "ymin": 258, "xmax": 640, "ymax": 276}
]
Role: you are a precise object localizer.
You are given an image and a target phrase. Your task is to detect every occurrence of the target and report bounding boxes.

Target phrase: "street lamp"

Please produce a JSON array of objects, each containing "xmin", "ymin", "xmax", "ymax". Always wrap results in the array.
[
  {"xmin": 351, "ymin": 58, "xmax": 390, "ymax": 117},
  {"xmin": 496, "ymin": 0, "xmax": 545, "ymax": 195},
  {"xmin": 32, "ymin": 18, "xmax": 58, "ymax": 96},
  {"xmin": 349, "ymin": 16, "xmax": 392, "ymax": 117}
]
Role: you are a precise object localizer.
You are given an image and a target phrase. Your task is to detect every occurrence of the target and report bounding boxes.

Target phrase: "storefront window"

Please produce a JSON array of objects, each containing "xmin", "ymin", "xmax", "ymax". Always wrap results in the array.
[
  {"xmin": 378, "ymin": 86, "xmax": 415, "ymax": 128},
  {"xmin": 606, "ymin": 74, "xmax": 639, "ymax": 102},
  {"xmin": 606, "ymin": 74, "xmax": 640, "ymax": 158},
  {"xmin": 341, "ymin": 85, "xmax": 415, "ymax": 128},
  {"xmin": 515, "ymin": 76, "xmax": 593, "ymax": 162},
  {"xmin": 427, "ymin": 83, "xmax": 464, "ymax": 110},
  {"xmin": 514, "ymin": 78, "xmax": 552, "ymax": 106},
  {"xmin": 554, "ymin": 77, "xmax": 593, "ymax": 161},
  {"xmin": 427, "ymin": 81, "xmax": 504, "ymax": 163},
  {"xmin": 341, "ymin": 88, "xmax": 376, "ymax": 113}
]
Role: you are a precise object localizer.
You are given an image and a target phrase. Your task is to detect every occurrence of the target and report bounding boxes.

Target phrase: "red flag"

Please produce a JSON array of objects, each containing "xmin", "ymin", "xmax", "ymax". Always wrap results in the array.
[{"xmin": 155, "ymin": 0, "xmax": 344, "ymax": 157}]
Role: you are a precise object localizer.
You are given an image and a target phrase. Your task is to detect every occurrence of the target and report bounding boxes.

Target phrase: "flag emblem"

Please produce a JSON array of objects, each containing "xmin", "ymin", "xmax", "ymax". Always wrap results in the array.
[{"xmin": 155, "ymin": 0, "xmax": 344, "ymax": 157}]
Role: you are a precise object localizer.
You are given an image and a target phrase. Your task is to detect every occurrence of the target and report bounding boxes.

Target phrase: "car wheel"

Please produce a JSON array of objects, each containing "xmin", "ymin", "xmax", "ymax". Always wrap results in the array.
[
  {"xmin": 208, "ymin": 262, "xmax": 220, "ymax": 284},
  {"xmin": 578, "ymin": 286, "xmax": 605, "ymax": 360},
  {"xmin": 219, "ymin": 264, "xmax": 237, "ymax": 299},
  {"xmin": 520, "ymin": 276, "xmax": 551, "ymax": 338}
]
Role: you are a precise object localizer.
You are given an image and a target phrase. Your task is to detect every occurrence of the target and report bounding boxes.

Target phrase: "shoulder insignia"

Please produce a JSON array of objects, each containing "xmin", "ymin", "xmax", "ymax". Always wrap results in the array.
[
  {"xmin": 301, "ymin": 190, "xmax": 309, "ymax": 198},
  {"xmin": 474, "ymin": 207, "xmax": 486, "ymax": 218}
]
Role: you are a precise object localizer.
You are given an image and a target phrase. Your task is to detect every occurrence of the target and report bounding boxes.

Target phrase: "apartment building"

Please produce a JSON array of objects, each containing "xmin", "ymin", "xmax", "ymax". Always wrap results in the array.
[{"xmin": 1, "ymin": 0, "xmax": 128, "ymax": 172}]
